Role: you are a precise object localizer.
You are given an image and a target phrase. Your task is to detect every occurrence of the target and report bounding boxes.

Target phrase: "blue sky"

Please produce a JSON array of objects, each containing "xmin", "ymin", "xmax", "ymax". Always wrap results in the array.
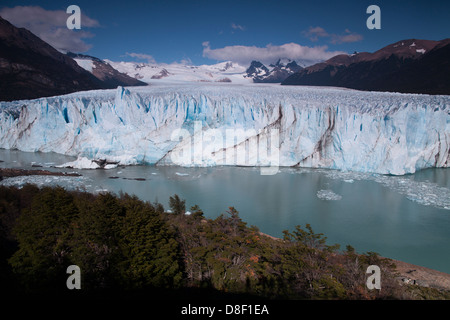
[{"xmin": 1, "ymin": 0, "xmax": 449, "ymax": 66}]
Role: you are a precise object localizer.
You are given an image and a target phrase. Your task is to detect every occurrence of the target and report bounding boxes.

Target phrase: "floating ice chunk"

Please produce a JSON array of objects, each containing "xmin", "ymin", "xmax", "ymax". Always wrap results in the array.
[
  {"xmin": 0, "ymin": 175, "xmax": 85, "ymax": 189},
  {"xmin": 57, "ymin": 157, "xmax": 100, "ymax": 169},
  {"xmin": 317, "ymin": 189, "xmax": 342, "ymax": 201},
  {"xmin": 95, "ymin": 188, "xmax": 109, "ymax": 193},
  {"xmin": 104, "ymin": 164, "xmax": 118, "ymax": 169},
  {"xmin": 57, "ymin": 157, "xmax": 119, "ymax": 170},
  {"xmin": 320, "ymin": 169, "xmax": 450, "ymax": 210}
]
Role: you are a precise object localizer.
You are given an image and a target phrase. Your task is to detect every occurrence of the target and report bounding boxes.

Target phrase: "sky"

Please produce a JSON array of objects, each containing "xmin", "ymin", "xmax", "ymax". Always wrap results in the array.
[{"xmin": 1, "ymin": 0, "xmax": 449, "ymax": 66}]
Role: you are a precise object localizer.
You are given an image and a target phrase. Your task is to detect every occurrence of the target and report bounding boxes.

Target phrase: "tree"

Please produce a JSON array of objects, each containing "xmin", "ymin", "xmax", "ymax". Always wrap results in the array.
[
  {"xmin": 190, "ymin": 205, "xmax": 204, "ymax": 219},
  {"xmin": 169, "ymin": 194, "xmax": 186, "ymax": 215},
  {"xmin": 8, "ymin": 187, "xmax": 78, "ymax": 292},
  {"xmin": 70, "ymin": 192, "xmax": 123, "ymax": 290},
  {"xmin": 116, "ymin": 194, "xmax": 183, "ymax": 290},
  {"xmin": 279, "ymin": 224, "xmax": 342, "ymax": 298}
]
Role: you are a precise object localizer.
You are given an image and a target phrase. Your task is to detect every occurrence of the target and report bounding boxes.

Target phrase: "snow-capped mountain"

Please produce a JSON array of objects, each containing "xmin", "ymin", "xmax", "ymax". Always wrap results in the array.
[
  {"xmin": 105, "ymin": 59, "xmax": 303, "ymax": 84},
  {"xmin": 67, "ymin": 52, "xmax": 147, "ymax": 88},
  {"xmin": 245, "ymin": 61, "xmax": 270, "ymax": 80},
  {"xmin": 1, "ymin": 84, "xmax": 448, "ymax": 175},
  {"xmin": 245, "ymin": 59, "xmax": 303, "ymax": 83},
  {"xmin": 105, "ymin": 60, "xmax": 251, "ymax": 84}
]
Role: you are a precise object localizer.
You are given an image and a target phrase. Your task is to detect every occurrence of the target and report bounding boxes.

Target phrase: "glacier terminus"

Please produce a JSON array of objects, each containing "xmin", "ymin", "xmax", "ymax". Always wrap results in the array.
[{"xmin": 0, "ymin": 83, "xmax": 448, "ymax": 175}]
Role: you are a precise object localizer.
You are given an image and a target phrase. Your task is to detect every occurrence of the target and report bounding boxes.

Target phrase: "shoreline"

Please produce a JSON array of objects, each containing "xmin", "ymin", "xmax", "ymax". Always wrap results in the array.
[
  {"xmin": 0, "ymin": 167, "xmax": 81, "ymax": 179},
  {"xmin": 391, "ymin": 259, "xmax": 450, "ymax": 291}
]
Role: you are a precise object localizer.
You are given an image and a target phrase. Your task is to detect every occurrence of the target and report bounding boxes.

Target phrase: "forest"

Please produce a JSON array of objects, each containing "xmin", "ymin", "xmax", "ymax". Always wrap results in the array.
[{"xmin": 0, "ymin": 184, "xmax": 447, "ymax": 299}]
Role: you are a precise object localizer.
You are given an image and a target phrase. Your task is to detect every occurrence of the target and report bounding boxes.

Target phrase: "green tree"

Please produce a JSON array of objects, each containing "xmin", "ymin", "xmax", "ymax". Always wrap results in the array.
[
  {"xmin": 70, "ymin": 192, "xmax": 123, "ymax": 290},
  {"xmin": 116, "ymin": 195, "xmax": 183, "ymax": 290},
  {"xmin": 8, "ymin": 187, "xmax": 78, "ymax": 292},
  {"xmin": 280, "ymin": 224, "xmax": 342, "ymax": 298},
  {"xmin": 190, "ymin": 204, "xmax": 204, "ymax": 219},
  {"xmin": 169, "ymin": 194, "xmax": 186, "ymax": 215}
]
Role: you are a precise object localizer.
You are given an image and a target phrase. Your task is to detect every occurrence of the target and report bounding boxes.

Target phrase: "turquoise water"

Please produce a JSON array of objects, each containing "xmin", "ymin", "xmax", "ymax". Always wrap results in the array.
[{"xmin": 1, "ymin": 149, "xmax": 450, "ymax": 273}]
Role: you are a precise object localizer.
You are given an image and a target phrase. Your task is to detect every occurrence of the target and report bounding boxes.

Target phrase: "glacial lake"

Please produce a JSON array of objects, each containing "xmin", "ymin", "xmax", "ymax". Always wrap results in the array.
[{"xmin": 1, "ymin": 149, "xmax": 450, "ymax": 274}]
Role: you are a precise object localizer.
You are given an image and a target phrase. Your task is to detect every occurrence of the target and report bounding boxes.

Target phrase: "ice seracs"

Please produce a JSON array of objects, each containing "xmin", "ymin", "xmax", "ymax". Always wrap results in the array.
[{"xmin": 0, "ymin": 83, "xmax": 448, "ymax": 175}]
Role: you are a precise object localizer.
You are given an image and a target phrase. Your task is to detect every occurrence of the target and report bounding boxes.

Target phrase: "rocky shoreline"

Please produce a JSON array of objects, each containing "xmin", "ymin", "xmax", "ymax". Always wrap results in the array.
[
  {"xmin": 0, "ymin": 167, "xmax": 81, "ymax": 180},
  {"xmin": 393, "ymin": 259, "xmax": 450, "ymax": 291}
]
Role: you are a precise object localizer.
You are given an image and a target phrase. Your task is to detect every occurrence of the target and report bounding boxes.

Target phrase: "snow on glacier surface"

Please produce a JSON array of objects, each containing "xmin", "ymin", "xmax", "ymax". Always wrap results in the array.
[{"xmin": 0, "ymin": 82, "xmax": 449, "ymax": 175}]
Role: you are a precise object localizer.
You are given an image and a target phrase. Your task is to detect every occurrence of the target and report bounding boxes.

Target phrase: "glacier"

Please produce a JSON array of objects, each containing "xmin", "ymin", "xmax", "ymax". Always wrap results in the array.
[{"xmin": 0, "ymin": 83, "xmax": 449, "ymax": 175}]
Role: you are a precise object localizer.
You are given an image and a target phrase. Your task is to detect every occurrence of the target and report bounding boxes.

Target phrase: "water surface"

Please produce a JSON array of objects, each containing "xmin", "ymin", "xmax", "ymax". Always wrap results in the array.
[{"xmin": 1, "ymin": 149, "xmax": 449, "ymax": 273}]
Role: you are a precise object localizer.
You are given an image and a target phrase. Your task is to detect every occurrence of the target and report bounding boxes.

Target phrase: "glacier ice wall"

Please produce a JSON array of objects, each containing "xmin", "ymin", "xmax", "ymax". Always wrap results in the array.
[{"xmin": 0, "ymin": 83, "xmax": 449, "ymax": 175}]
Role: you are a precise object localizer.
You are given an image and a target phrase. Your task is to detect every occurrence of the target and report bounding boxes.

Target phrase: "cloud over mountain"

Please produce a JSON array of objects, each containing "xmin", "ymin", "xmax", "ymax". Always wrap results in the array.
[
  {"xmin": 303, "ymin": 26, "xmax": 363, "ymax": 44},
  {"xmin": 125, "ymin": 52, "xmax": 156, "ymax": 64},
  {"xmin": 202, "ymin": 42, "xmax": 345, "ymax": 66},
  {"xmin": 0, "ymin": 5, "xmax": 100, "ymax": 52}
]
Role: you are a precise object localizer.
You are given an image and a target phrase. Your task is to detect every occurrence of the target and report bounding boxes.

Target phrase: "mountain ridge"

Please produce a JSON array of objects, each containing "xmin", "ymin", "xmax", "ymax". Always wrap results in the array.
[
  {"xmin": 282, "ymin": 38, "xmax": 450, "ymax": 95},
  {"xmin": 0, "ymin": 16, "xmax": 146, "ymax": 102},
  {"xmin": 0, "ymin": 16, "xmax": 106, "ymax": 101},
  {"xmin": 245, "ymin": 59, "xmax": 303, "ymax": 83},
  {"xmin": 66, "ymin": 52, "xmax": 147, "ymax": 88}
]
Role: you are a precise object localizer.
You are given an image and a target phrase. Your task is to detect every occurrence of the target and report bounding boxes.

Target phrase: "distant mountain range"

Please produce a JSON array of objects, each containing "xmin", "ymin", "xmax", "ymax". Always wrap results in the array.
[
  {"xmin": 0, "ymin": 16, "xmax": 145, "ymax": 102},
  {"xmin": 282, "ymin": 38, "xmax": 450, "ymax": 95},
  {"xmin": 105, "ymin": 58, "xmax": 303, "ymax": 84},
  {"xmin": 245, "ymin": 59, "xmax": 303, "ymax": 83},
  {"xmin": 1, "ymin": 14, "xmax": 448, "ymax": 101},
  {"xmin": 104, "ymin": 59, "xmax": 251, "ymax": 84}
]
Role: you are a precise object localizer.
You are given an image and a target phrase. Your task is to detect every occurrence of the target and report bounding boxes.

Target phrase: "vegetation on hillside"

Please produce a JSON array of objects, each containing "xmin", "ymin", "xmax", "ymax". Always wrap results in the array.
[{"xmin": 0, "ymin": 185, "xmax": 447, "ymax": 299}]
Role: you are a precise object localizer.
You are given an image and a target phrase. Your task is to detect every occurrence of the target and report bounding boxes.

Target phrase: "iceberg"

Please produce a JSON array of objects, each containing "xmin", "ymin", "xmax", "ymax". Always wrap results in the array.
[
  {"xmin": 56, "ymin": 156, "xmax": 101, "ymax": 169},
  {"xmin": 317, "ymin": 189, "xmax": 342, "ymax": 201},
  {"xmin": 0, "ymin": 83, "xmax": 448, "ymax": 175},
  {"xmin": 56, "ymin": 156, "xmax": 119, "ymax": 169}
]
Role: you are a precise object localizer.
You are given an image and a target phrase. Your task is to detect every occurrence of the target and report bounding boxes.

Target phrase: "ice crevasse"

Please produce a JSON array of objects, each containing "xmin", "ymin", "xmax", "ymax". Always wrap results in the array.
[{"xmin": 0, "ymin": 83, "xmax": 448, "ymax": 175}]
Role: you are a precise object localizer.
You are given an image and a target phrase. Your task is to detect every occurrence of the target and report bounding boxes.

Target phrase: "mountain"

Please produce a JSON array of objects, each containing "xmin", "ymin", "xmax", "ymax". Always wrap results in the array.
[
  {"xmin": 1, "ymin": 84, "xmax": 448, "ymax": 175},
  {"xmin": 67, "ymin": 52, "xmax": 147, "ymax": 88},
  {"xmin": 107, "ymin": 59, "xmax": 303, "ymax": 84},
  {"xmin": 245, "ymin": 61, "xmax": 270, "ymax": 80},
  {"xmin": 106, "ymin": 60, "xmax": 251, "ymax": 84},
  {"xmin": 282, "ymin": 39, "xmax": 450, "ymax": 95},
  {"xmin": 0, "ymin": 16, "xmax": 110, "ymax": 101},
  {"xmin": 245, "ymin": 59, "xmax": 303, "ymax": 83}
]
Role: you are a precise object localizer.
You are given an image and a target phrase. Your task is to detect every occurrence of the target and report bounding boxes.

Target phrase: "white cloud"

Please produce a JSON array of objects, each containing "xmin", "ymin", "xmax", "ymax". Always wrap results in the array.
[
  {"xmin": 303, "ymin": 26, "xmax": 329, "ymax": 42},
  {"xmin": 303, "ymin": 26, "xmax": 363, "ymax": 44},
  {"xmin": 125, "ymin": 52, "xmax": 156, "ymax": 64},
  {"xmin": 0, "ymin": 5, "xmax": 100, "ymax": 52},
  {"xmin": 178, "ymin": 57, "xmax": 193, "ymax": 65},
  {"xmin": 331, "ymin": 31, "xmax": 363, "ymax": 44},
  {"xmin": 231, "ymin": 23, "xmax": 245, "ymax": 31},
  {"xmin": 202, "ymin": 42, "xmax": 345, "ymax": 66}
]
